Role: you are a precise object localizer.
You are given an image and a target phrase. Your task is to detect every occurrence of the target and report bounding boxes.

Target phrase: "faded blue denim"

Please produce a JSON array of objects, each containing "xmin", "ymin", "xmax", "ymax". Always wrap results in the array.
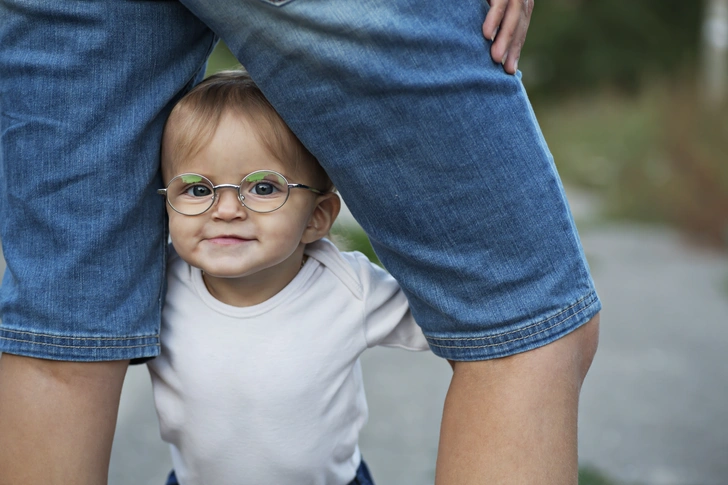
[{"xmin": 0, "ymin": 0, "xmax": 600, "ymax": 361}]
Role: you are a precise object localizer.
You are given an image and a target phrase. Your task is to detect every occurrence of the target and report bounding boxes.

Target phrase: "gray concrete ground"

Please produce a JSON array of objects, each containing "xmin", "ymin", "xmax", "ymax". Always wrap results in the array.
[
  {"xmin": 578, "ymin": 224, "xmax": 728, "ymax": 485},
  {"xmin": 2, "ymin": 188, "xmax": 727, "ymax": 485}
]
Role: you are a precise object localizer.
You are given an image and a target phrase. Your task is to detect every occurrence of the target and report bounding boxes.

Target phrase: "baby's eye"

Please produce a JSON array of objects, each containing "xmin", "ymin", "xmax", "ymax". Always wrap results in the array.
[
  {"xmin": 185, "ymin": 185, "xmax": 213, "ymax": 198},
  {"xmin": 250, "ymin": 182, "xmax": 279, "ymax": 196}
]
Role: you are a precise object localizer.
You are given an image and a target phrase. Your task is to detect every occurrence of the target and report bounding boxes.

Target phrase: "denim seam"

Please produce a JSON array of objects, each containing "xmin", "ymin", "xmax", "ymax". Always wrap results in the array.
[
  {"xmin": 0, "ymin": 336, "xmax": 160, "ymax": 350},
  {"xmin": 427, "ymin": 292, "xmax": 594, "ymax": 342},
  {"xmin": 0, "ymin": 328, "xmax": 158, "ymax": 340},
  {"xmin": 426, "ymin": 292, "xmax": 598, "ymax": 349}
]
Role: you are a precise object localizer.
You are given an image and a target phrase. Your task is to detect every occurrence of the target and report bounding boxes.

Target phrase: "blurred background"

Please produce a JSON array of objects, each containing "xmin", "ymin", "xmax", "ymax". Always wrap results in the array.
[{"xmin": 15, "ymin": 1, "xmax": 728, "ymax": 484}]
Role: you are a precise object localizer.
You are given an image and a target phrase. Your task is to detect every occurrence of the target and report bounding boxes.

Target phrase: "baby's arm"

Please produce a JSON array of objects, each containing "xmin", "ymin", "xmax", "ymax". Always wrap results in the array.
[{"xmin": 345, "ymin": 251, "xmax": 429, "ymax": 351}]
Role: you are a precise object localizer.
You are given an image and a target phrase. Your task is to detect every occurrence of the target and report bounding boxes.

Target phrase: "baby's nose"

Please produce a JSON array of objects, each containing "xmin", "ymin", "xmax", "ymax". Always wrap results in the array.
[{"xmin": 213, "ymin": 187, "xmax": 246, "ymax": 218}]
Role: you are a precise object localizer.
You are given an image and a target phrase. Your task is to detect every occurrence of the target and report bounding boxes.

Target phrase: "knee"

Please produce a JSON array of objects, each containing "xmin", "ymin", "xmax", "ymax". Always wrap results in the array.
[
  {"xmin": 449, "ymin": 312, "xmax": 600, "ymax": 387},
  {"xmin": 577, "ymin": 312, "xmax": 600, "ymax": 381}
]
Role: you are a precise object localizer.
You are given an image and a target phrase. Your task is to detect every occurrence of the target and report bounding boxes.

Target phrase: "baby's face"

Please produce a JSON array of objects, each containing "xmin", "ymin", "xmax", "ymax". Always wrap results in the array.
[{"xmin": 162, "ymin": 112, "xmax": 324, "ymax": 304}]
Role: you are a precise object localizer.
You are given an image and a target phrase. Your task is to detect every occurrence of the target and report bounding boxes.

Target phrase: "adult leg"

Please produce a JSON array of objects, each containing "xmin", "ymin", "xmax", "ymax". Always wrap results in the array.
[
  {"xmin": 184, "ymin": 0, "xmax": 602, "ymax": 482},
  {"xmin": 0, "ymin": 356, "xmax": 128, "ymax": 485},
  {"xmin": 0, "ymin": 1, "xmax": 215, "ymax": 483},
  {"xmin": 437, "ymin": 315, "xmax": 599, "ymax": 484}
]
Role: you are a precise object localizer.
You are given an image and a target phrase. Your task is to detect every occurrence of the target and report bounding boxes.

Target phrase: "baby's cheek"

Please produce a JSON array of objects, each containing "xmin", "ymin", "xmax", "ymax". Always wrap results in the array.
[
  {"xmin": 166, "ymin": 215, "xmax": 184, "ymax": 242},
  {"xmin": 167, "ymin": 215, "xmax": 200, "ymax": 252},
  {"xmin": 167, "ymin": 229, "xmax": 198, "ymax": 269}
]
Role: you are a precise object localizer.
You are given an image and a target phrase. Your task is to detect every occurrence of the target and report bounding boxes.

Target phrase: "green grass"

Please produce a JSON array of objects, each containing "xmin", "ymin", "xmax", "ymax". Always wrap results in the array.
[
  {"xmin": 330, "ymin": 224, "xmax": 381, "ymax": 266},
  {"xmin": 205, "ymin": 42, "xmax": 240, "ymax": 77},
  {"xmin": 536, "ymin": 79, "xmax": 728, "ymax": 250},
  {"xmin": 536, "ymin": 86, "xmax": 667, "ymax": 226},
  {"xmin": 538, "ymin": 89, "xmax": 663, "ymax": 194},
  {"xmin": 579, "ymin": 466, "xmax": 624, "ymax": 485}
]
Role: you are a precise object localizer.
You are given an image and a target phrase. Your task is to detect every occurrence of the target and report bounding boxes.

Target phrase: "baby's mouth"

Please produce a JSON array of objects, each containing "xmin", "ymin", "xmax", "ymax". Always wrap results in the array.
[{"xmin": 206, "ymin": 235, "xmax": 253, "ymax": 245}]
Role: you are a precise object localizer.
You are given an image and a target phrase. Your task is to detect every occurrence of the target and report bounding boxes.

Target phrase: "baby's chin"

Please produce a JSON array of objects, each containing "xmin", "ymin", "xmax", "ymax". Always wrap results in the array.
[
  {"xmin": 199, "ymin": 266, "xmax": 254, "ymax": 279},
  {"xmin": 198, "ymin": 261, "xmax": 275, "ymax": 280}
]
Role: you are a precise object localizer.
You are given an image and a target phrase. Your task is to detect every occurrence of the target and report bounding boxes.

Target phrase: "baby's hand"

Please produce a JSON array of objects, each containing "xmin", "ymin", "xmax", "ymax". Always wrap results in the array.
[{"xmin": 482, "ymin": 0, "xmax": 534, "ymax": 74}]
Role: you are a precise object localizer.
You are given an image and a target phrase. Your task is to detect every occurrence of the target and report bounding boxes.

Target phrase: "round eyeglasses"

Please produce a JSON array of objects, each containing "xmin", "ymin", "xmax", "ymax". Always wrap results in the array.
[{"xmin": 158, "ymin": 170, "xmax": 325, "ymax": 216}]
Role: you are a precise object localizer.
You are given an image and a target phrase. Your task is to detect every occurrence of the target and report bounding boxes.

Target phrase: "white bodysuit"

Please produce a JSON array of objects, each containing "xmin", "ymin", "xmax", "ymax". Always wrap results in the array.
[{"xmin": 148, "ymin": 238, "xmax": 429, "ymax": 485}]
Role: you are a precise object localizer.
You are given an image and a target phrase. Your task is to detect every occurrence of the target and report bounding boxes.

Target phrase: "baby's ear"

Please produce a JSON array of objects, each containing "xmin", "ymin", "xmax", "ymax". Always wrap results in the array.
[{"xmin": 301, "ymin": 192, "xmax": 341, "ymax": 244}]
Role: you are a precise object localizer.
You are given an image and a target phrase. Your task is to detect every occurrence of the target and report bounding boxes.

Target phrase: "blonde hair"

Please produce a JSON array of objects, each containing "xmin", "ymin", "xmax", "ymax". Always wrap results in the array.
[{"xmin": 161, "ymin": 70, "xmax": 333, "ymax": 191}]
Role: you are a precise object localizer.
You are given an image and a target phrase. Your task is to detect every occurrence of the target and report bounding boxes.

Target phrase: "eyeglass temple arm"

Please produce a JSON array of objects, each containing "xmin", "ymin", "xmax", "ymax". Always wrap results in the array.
[{"xmin": 289, "ymin": 183, "xmax": 324, "ymax": 195}]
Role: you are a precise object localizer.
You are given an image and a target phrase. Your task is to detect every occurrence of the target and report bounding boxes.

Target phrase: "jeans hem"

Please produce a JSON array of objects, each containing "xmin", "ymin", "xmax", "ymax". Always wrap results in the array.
[
  {"xmin": 0, "ymin": 328, "xmax": 160, "ymax": 361},
  {"xmin": 425, "ymin": 290, "xmax": 601, "ymax": 361}
]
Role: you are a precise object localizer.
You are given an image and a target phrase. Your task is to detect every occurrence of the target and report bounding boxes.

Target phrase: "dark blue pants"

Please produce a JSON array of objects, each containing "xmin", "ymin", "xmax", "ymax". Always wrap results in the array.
[{"xmin": 166, "ymin": 459, "xmax": 375, "ymax": 485}]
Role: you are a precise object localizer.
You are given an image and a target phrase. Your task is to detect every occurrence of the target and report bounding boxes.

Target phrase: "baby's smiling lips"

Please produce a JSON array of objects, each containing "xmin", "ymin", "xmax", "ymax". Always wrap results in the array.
[{"xmin": 206, "ymin": 235, "xmax": 253, "ymax": 246}]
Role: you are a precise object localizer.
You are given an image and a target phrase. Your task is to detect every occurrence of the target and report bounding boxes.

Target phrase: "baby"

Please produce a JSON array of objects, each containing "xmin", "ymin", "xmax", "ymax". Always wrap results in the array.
[{"xmin": 147, "ymin": 70, "xmax": 430, "ymax": 485}]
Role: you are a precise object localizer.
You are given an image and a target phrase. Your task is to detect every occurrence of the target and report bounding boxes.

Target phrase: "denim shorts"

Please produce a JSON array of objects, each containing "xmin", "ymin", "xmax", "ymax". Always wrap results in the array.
[
  {"xmin": 164, "ymin": 459, "xmax": 375, "ymax": 485},
  {"xmin": 0, "ymin": 0, "xmax": 600, "ymax": 362}
]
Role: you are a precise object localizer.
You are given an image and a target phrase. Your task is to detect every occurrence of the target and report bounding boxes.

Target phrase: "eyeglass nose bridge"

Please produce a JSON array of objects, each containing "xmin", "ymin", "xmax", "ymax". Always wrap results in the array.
[{"xmin": 210, "ymin": 183, "xmax": 247, "ymax": 210}]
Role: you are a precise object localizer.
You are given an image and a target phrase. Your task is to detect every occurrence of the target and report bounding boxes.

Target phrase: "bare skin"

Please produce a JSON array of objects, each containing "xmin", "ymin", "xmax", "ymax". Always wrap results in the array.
[
  {"xmin": 483, "ymin": 0, "xmax": 534, "ymax": 74},
  {"xmin": 436, "ymin": 314, "xmax": 600, "ymax": 484},
  {"xmin": 0, "ymin": 355, "xmax": 128, "ymax": 485}
]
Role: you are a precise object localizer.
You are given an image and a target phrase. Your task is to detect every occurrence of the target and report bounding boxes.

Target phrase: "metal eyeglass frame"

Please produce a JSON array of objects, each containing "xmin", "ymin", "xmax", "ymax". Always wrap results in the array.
[{"xmin": 157, "ymin": 170, "xmax": 325, "ymax": 216}]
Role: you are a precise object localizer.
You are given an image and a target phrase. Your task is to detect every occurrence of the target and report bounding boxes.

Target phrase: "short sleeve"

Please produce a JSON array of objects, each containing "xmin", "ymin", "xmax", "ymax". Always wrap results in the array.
[{"xmin": 344, "ymin": 252, "xmax": 429, "ymax": 351}]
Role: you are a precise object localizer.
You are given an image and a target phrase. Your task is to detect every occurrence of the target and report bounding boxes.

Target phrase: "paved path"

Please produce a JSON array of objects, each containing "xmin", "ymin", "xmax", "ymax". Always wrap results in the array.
[
  {"xmin": 2, "ymin": 188, "xmax": 727, "ymax": 485},
  {"xmin": 578, "ymin": 223, "xmax": 728, "ymax": 485}
]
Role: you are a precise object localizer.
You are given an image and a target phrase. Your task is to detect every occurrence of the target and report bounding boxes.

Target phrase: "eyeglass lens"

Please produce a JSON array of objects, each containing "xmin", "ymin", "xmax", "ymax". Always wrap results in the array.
[{"xmin": 165, "ymin": 171, "xmax": 290, "ymax": 215}]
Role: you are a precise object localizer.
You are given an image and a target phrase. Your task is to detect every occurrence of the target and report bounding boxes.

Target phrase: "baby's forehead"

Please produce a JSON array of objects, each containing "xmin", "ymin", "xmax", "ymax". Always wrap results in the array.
[{"xmin": 162, "ymin": 109, "xmax": 308, "ymax": 179}]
